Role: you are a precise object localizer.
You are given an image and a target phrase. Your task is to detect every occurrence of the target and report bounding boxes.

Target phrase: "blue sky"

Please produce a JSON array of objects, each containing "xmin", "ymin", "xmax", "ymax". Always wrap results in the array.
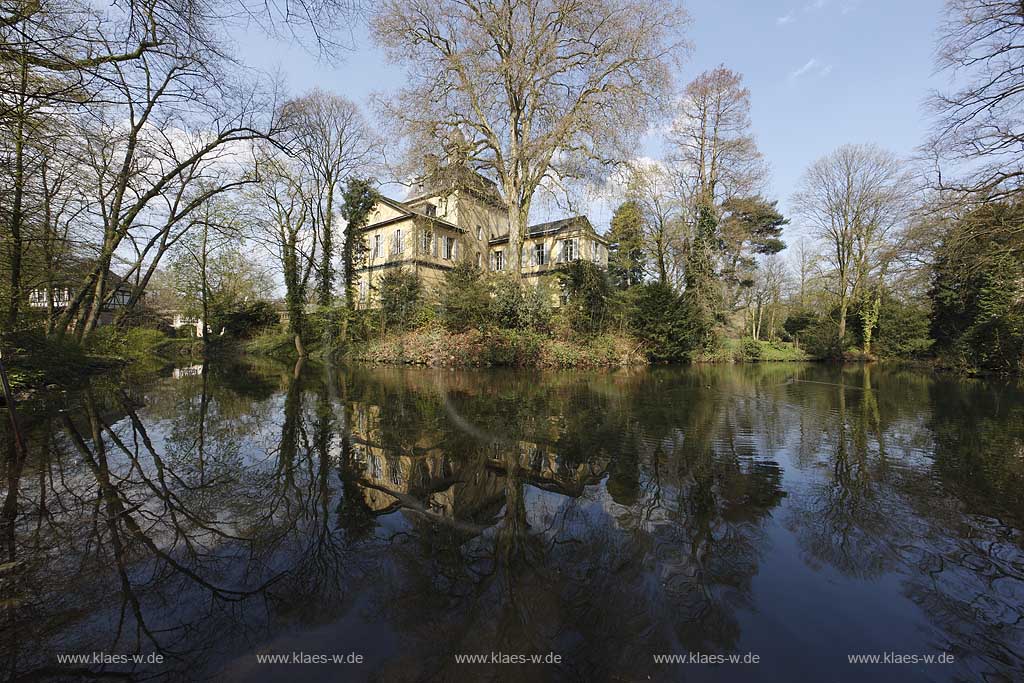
[{"xmin": 235, "ymin": 0, "xmax": 945, "ymax": 232}]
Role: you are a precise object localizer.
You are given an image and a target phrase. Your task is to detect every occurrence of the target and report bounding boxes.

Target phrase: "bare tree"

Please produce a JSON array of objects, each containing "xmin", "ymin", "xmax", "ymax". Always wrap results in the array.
[
  {"xmin": 926, "ymin": 0, "xmax": 1024, "ymax": 202},
  {"xmin": 50, "ymin": 46, "xmax": 273, "ymax": 339},
  {"xmin": 791, "ymin": 238, "xmax": 822, "ymax": 310},
  {"xmin": 792, "ymin": 144, "xmax": 914, "ymax": 346},
  {"xmin": 248, "ymin": 153, "xmax": 318, "ymax": 356},
  {"xmin": 372, "ymin": 0, "xmax": 688, "ymax": 277},
  {"xmin": 626, "ymin": 161, "xmax": 687, "ymax": 288},
  {"xmin": 667, "ymin": 66, "xmax": 766, "ymax": 209},
  {"xmin": 278, "ymin": 90, "xmax": 380, "ymax": 308},
  {"xmin": 746, "ymin": 254, "xmax": 787, "ymax": 340}
]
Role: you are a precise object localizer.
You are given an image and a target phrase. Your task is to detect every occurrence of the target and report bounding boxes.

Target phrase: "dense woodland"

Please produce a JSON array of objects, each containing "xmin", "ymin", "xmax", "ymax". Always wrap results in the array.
[{"xmin": 1, "ymin": 0, "xmax": 1022, "ymax": 374}]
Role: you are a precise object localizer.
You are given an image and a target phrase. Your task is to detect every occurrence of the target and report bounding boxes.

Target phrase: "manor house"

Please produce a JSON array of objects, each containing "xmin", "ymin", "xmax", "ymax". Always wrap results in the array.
[{"xmin": 354, "ymin": 162, "xmax": 608, "ymax": 307}]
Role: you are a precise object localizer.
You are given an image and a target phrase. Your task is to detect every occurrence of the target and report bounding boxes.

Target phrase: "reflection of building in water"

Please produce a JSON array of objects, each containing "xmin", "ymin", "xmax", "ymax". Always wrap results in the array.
[{"xmin": 345, "ymin": 402, "xmax": 608, "ymax": 524}]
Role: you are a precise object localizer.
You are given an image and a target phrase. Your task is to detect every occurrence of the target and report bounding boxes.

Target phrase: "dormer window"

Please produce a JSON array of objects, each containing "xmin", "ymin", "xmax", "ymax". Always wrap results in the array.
[{"xmin": 424, "ymin": 203, "xmax": 437, "ymax": 218}]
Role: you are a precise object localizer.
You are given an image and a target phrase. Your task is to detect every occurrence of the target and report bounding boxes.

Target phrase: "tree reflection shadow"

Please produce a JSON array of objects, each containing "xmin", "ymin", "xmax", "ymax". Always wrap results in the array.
[{"xmin": 1, "ymin": 361, "xmax": 1022, "ymax": 681}]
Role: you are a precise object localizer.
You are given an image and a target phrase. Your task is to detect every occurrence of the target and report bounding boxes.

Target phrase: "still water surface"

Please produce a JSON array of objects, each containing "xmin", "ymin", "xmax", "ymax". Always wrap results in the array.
[{"xmin": 1, "ymin": 360, "xmax": 1023, "ymax": 682}]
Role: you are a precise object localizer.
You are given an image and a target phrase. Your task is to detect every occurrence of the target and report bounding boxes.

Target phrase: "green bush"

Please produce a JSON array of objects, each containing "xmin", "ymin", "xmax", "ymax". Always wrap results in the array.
[
  {"xmin": 802, "ymin": 316, "xmax": 843, "ymax": 359},
  {"xmin": 872, "ymin": 297, "xmax": 934, "ymax": 358},
  {"xmin": 558, "ymin": 260, "xmax": 611, "ymax": 336},
  {"xmin": 628, "ymin": 282, "xmax": 694, "ymax": 362},
  {"xmin": 440, "ymin": 263, "xmax": 490, "ymax": 332},
  {"xmin": 930, "ymin": 201, "xmax": 1024, "ymax": 373},
  {"xmin": 378, "ymin": 269, "xmax": 422, "ymax": 333},
  {"xmin": 738, "ymin": 337, "xmax": 763, "ymax": 362},
  {"xmin": 1, "ymin": 330, "xmax": 93, "ymax": 389},
  {"xmin": 782, "ymin": 310, "xmax": 817, "ymax": 340},
  {"xmin": 489, "ymin": 275, "xmax": 553, "ymax": 331},
  {"xmin": 83, "ymin": 326, "xmax": 169, "ymax": 359},
  {"xmin": 409, "ymin": 303, "xmax": 439, "ymax": 330},
  {"xmin": 216, "ymin": 300, "xmax": 280, "ymax": 339}
]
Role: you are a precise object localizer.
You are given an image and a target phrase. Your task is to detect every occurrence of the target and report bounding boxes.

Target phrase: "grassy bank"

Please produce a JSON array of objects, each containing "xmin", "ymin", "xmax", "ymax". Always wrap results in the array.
[
  {"xmin": 351, "ymin": 327, "xmax": 646, "ymax": 368},
  {"xmin": 1, "ymin": 328, "xmax": 202, "ymax": 396},
  {"xmin": 694, "ymin": 338, "xmax": 813, "ymax": 363}
]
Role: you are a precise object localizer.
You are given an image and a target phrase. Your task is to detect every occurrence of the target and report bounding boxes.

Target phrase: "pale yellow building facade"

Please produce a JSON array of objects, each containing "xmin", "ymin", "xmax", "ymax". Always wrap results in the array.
[{"xmin": 354, "ymin": 165, "xmax": 608, "ymax": 307}]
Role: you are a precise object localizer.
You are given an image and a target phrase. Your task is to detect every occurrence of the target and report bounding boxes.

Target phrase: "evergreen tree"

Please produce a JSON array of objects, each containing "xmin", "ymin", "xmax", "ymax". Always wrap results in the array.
[
  {"xmin": 718, "ymin": 195, "xmax": 787, "ymax": 308},
  {"xmin": 607, "ymin": 201, "xmax": 647, "ymax": 289},
  {"xmin": 682, "ymin": 202, "xmax": 721, "ymax": 351},
  {"xmin": 929, "ymin": 202, "xmax": 1024, "ymax": 373},
  {"xmin": 339, "ymin": 178, "xmax": 379, "ymax": 342}
]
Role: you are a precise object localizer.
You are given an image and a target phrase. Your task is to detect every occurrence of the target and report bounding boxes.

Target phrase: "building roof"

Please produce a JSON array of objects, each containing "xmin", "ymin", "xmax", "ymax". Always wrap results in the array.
[
  {"xmin": 411, "ymin": 159, "xmax": 504, "ymax": 208},
  {"xmin": 359, "ymin": 196, "xmax": 466, "ymax": 233},
  {"xmin": 488, "ymin": 215, "xmax": 607, "ymax": 245},
  {"xmin": 31, "ymin": 256, "xmax": 131, "ymax": 289}
]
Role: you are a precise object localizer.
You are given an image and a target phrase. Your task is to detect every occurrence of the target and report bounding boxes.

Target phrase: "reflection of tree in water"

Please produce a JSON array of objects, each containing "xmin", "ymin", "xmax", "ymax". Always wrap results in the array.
[
  {"xmin": 339, "ymin": 366, "xmax": 787, "ymax": 681},
  {"xmin": 4, "ymin": 361, "xmax": 1022, "ymax": 681},
  {"xmin": 785, "ymin": 367, "xmax": 900, "ymax": 578},
  {"xmin": 894, "ymin": 378, "xmax": 1024, "ymax": 679},
  {"xmin": 0, "ymin": 361, "xmax": 371, "ymax": 680},
  {"xmin": 784, "ymin": 366, "xmax": 1024, "ymax": 679}
]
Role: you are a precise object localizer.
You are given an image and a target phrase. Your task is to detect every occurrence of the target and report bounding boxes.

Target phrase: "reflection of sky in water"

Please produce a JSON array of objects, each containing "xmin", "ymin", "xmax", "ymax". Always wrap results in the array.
[{"xmin": 1, "ymin": 361, "xmax": 1022, "ymax": 682}]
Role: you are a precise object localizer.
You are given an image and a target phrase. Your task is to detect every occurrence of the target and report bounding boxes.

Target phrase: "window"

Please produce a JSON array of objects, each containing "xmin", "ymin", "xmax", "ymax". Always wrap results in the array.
[
  {"xmin": 477, "ymin": 225, "xmax": 483, "ymax": 240},
  {"xmin": 391, "ymin": 229, "xmax": 403, "ymax": 255},
  {"xmin": 493, "ymin": 250, "xmax": 505, "ymax": 271},
  {"xmin": 421, "ymin": 229, "xmax": 432, "ymax": 254},
  {"xmin": 559, "ymin": 238, "xmax": 578, "ymax": 262},
  {"xmin": 372, "ymin": 234, "xmax": 382, "ymax": 259},
  {"xmin": 476, "ymin": 253, "xmax": 482, "ymax": 268},
  {"xmin": 443, "ymin": 236, "xmax": 457, "ymax": 260},
  {"xmin": 424, "ymin": 203, "xmax": 437, "ymax": 217},
  {"xmin": 359, "ymin": 279, "xmax": 368, "ymax": 304},
  {"xmin": 533, "ymin": 242, "xmax": 547, "ymax": 266}
]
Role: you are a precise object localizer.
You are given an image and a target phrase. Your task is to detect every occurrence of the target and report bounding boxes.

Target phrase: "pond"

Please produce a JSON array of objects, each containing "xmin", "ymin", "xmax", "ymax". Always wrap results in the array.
[{"xmin": 1, "ymin": 360, "xmax": 1023, "ymax": 681}]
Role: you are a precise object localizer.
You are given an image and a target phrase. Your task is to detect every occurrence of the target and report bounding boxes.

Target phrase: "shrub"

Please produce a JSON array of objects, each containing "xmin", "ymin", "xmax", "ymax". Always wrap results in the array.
[
  {"xmin": 870, "ymin": 297, "xmax": 934, "ymax": 359},
  {"xmin": 738, "ymin": 337, "xmax": 763, "ymax": 362},
  {"xmin": 628, "ymin": 282, "xmax": 694, "ymax": 362},
  {"xmin": 558, "ymin": 260, "xmax": 611, "ymax": 336},
  {"xmin": 216, "ymin": 300, "xmax": 279, "ymax": 339},
  {"xmin": 800, "ymin": 315, "xmax": 843, "ymax": 359},
  {"xmin": 243, "ymin": 329, "xmax": 297, "ymax": 358},
  {"xmin": 489, "ymin": 275, "xmax": 553, "ymax": 331},
  {"xmin": 409, "ymin": 303, "xmax": 439, "ymax": 330},
  {"xmin": 782, "ymin": 310, "xmax": 817, "ymax": 340},
  {"xmin": 83, "ymin": 326, "xmax": 169, "ymax": 359},
  {"xmin": 440, "ymin": 263, "xmax": 490, "ymax": 332},
  {"xmin": 378, "ymin": 269, "xmax": 422, "ymax": 333}
]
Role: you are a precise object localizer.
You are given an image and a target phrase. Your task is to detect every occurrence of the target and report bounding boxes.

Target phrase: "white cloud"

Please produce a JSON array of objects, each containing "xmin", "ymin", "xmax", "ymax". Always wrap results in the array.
[
  {"xmin": 777, "ymin": 0, "xmax": 829, "ymax": 27},
  {"xmin": 789, "ymin": 57, "xmax": 833, "ymax": 80},
  {"xmin": 790, "ymin": 58, "xmax": 819, "ymax": 79}
]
